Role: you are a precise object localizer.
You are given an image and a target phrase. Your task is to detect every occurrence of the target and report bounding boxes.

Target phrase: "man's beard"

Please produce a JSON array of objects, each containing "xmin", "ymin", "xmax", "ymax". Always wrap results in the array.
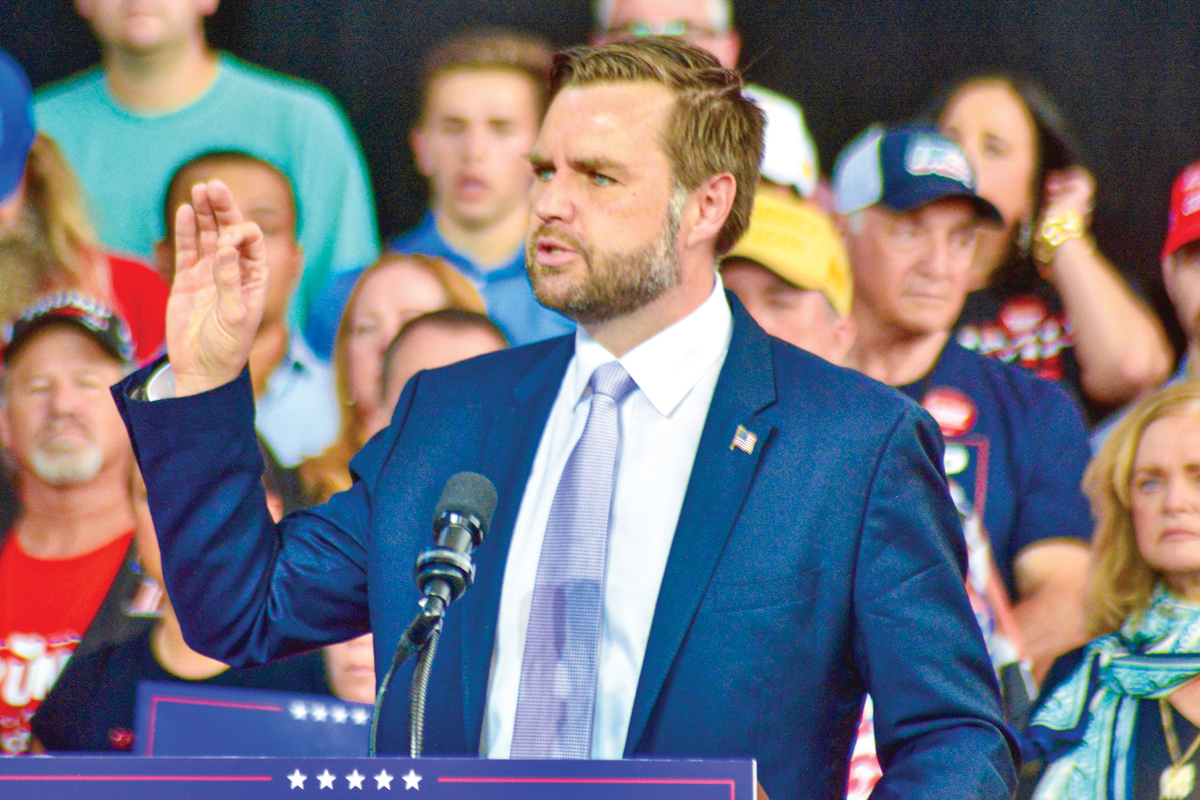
[
  {"xmin": 526, "ymin": 191, "xmax": 684, "ymax": 326},
  {"xmin": 28, "ymin": 423, "xmax": 104, "ymax": 486}
]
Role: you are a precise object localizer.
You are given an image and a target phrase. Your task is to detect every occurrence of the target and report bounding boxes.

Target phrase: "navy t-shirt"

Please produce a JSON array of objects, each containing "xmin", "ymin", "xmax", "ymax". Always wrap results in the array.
[{"xmin": 898, "ymin": 340, "xmax": 1093, "ymax": 596}]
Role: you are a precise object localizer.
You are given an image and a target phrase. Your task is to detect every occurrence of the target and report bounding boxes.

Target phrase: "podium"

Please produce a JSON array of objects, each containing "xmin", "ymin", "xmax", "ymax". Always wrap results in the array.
[{"xmin": 0, "ymin": 755, "xmax": 755, "ymax": 799}]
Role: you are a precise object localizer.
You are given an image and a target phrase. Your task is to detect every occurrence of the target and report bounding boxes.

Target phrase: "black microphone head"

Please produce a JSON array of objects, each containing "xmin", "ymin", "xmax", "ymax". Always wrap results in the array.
[{"xmin": 434, "ymin": 472, "xmax": 497, "ymax": 537}]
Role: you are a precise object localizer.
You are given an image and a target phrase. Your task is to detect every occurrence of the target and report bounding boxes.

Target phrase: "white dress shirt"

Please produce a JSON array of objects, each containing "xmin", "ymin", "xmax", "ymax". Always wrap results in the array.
[{"xmin": 484, "ymin": 276, "xmax": 733, "ymax": 759}]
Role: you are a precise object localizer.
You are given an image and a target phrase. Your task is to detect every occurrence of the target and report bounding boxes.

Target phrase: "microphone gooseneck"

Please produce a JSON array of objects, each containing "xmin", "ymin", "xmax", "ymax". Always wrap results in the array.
[{"xmin": 370, "ymin": 472, "xmax": 497, "ymax": 757}]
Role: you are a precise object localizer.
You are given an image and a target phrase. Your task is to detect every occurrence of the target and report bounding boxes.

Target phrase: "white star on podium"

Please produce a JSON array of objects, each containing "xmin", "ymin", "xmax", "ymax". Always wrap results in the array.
[
  {"xmin": 375, "ymin": 770, "xmax": 394, "ymax": 790},
  {"xmin": 402, "ymin": 769, "xmax": 422, "ymax": 790},
  {"xmin": 350, "ymin": 707, "xmax": 371, "ymax": 725},
  {"xmin": 289, "ymin": 701, "xmax": 308, "ymax": 720},
  {"xmin": 287, "ymin": 769, "xmax": 307, "ymax": 789},
  {"xmin": 311, "ymin": 704, "xmax": 329, "ymax": 722},
  {"xmin": 331, "ymin": 706, "xmax": 349, "ymax": 723},
  {"xmin": 346, "ymin": 769, "xmax": 365, "ymax": 789},
  {"xmin": 317, "ymin": 769, "xmax": 336, "ymax": 789}
]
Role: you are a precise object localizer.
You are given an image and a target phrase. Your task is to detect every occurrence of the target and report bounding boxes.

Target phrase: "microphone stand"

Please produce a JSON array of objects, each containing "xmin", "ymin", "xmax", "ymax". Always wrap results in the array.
[{"xmin": 369, "ymin": 512, "xmax": 482, "ymax": 757}]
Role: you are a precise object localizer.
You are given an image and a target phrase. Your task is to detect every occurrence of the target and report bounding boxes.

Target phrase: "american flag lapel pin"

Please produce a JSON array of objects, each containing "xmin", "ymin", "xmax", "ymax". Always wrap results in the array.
[{"xmin": 730, "ymin": 425, "xmax": 757, "ymax": 454}]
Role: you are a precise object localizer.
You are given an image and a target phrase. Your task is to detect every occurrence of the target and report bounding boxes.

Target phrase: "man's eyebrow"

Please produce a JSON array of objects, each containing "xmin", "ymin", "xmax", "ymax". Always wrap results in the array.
[
  {"xmin": 569, "ymin": 156, "xmax": 624, "ymax": 175},
  {"xmin": 523, "ymin": 153, "xmax": 627, "ymax": 176}
]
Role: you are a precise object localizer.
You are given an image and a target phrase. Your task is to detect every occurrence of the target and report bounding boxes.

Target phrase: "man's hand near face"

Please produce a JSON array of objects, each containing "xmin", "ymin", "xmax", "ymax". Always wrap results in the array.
[{"xmin": 166, "ymin": 179, "xmax": 268, "ymax": 397}]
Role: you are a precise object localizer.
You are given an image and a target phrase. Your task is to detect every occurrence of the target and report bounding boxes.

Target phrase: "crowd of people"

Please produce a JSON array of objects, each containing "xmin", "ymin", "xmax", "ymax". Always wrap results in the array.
[{"xmin": 0, "ymin": 1, "xmax": 1198, "ymax": 798}]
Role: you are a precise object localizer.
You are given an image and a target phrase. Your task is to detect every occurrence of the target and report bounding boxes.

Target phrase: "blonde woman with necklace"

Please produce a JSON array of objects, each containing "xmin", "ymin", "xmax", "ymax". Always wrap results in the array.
[{"xmin": 1027, "ymin": 382, "xmax": 1200, "ymax": 799}]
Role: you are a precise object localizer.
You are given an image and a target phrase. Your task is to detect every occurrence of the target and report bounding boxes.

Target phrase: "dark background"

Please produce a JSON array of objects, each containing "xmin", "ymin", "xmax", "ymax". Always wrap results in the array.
[{"xmin": 5, "ymin": 0, "xmax": 1199, "ymax": 347}]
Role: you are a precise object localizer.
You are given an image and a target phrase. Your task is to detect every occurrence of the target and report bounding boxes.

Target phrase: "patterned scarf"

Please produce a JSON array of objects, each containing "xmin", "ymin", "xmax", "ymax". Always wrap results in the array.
[{"xmin": 1026, "ymin": 586, "xmax": 1200, "ymax": 800}]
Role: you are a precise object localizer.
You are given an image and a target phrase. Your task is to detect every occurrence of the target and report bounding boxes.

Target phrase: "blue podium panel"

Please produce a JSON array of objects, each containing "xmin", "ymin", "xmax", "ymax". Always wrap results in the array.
[
  {"xmin": 0, "ymin": 756, "xmax": 755, "ymax": 799},
  {"xmin": 134, "ymin": 682, "xmax": 372, "ymax": 756}
]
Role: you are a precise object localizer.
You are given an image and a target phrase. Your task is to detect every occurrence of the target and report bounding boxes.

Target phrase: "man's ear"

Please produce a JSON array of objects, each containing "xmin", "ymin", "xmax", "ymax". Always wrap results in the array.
[
  {"xmin": 153, "ymin": 240, "xmax": 174, "ymax": 285},
  {"xmin": 287, "ymin": 243, "xmax": 305, "ymax": 293},
  {"xmin": 0, "ymin": 404, "xmax": 12, "ymax": 452},
  {"xmin": 681, "ymin": 172, "xmax": 737, "ymax": 251},
  {"xmin": 827, "ymin": 314, "xmax": 857, "ymax": 367},
  {"xmin": 411, "ymin": 126, "xmax": 435, "ymax": 179}
]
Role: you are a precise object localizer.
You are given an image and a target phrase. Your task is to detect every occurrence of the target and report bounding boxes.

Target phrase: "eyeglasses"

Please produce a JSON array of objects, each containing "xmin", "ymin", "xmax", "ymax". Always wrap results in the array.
[{"xmin": 602, "ymin": 20, "xmax": 726, "ymax": 41}]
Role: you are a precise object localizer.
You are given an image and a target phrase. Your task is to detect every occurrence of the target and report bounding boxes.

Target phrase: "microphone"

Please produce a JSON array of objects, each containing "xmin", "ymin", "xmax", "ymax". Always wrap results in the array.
[{"xmin": 414, "ymin": 472, "xmax": 497, "ymax": 619}]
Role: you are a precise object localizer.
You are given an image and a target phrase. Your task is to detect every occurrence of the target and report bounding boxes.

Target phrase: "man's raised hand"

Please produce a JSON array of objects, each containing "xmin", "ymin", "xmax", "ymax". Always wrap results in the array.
[{"xmin": 166, "ymin": 180, "xmax": 268, "ymax": 397}]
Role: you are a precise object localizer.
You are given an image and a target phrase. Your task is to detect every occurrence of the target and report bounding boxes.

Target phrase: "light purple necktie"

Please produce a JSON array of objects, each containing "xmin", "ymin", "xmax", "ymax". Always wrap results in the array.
[{"xmin": 510, "ymin": 361, "xmax": 637, "ymax": 759}]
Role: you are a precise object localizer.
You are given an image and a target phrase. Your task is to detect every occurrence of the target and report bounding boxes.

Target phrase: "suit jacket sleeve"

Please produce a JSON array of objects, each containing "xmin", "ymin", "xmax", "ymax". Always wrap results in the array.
[
  {"xmin": 112, "ymin": 362, "xmax": 392, "ymax": 665},
  {"xmin": 854, "ymin": 404, "xmax": 1019, "ymax": 799}
]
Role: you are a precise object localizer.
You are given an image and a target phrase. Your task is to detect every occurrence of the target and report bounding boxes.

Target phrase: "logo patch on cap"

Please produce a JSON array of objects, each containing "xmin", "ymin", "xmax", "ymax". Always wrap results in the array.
[
  {"xmin": 905, "ymin": 136, "xmax": 973, "ymax": 188},
  {"xmin": 1184, "ymin": 189, "xmax": 1200, "ymax": 219},
  {"xmin": 1184, "ymin": 166, "xmax": 1200, "ymax": 193}
]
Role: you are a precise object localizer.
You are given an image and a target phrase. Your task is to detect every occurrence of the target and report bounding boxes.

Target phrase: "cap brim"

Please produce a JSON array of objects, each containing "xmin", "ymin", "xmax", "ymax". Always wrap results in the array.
[
  {"xmin": 2, "ymin": 316, "xmax": 130, "ymax": 367},
  {"xmin": 881, "ymin": 184, "xmax": 1003, "ymax": 225},
  {"xmin": 1164, "ymin": 221, "xmax": 1200, "ymax": 260}
]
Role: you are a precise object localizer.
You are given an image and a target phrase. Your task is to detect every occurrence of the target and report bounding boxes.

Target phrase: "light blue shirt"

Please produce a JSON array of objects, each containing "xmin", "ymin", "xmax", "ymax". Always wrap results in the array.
[{"xmin": 255, "ymin": 336, "xmax": 339, "ymax": 468}]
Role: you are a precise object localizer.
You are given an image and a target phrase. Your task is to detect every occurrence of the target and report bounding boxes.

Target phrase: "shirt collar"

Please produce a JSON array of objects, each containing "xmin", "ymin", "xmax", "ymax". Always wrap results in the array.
[{"xmin": 569, "ymin": 274, "xmax": 732, "ymax": 417}]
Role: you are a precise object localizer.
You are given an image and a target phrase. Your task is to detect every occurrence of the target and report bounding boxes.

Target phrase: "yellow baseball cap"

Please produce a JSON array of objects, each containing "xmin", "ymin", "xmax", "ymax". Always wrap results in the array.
[{"xmin": 725, "ymin": 190, "xmax": 852, "ymax": 317}]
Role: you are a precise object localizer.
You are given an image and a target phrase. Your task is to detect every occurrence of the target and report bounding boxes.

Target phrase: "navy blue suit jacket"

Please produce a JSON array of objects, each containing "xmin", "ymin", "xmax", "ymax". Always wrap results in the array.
[{"xmin": 115, "ymin": 298, "xmax": 1017, "ymax": 799}]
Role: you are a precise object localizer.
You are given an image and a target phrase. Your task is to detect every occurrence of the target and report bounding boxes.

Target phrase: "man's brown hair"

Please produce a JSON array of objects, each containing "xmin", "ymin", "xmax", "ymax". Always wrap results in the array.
[
  {"xmin": 550, "ymin": 36, "xmax": 764, "ymax": 255},
  {"xmin": 420, "ymin": 28, "xmax": 554, "ymax": 122}
]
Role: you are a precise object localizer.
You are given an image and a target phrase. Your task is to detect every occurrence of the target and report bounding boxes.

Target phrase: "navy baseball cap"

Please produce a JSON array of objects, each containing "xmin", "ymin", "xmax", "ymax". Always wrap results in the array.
[
  {"xmin": 0, "ymin": 50, "xmax": 35, "ymax": 205},
  {"xmin": 832, "ymin": 125, "xmax": 1001, "ymax": 222},
  {"xmin": 2, "ymin": 292, "xmax": 135, "ymax": 367}
]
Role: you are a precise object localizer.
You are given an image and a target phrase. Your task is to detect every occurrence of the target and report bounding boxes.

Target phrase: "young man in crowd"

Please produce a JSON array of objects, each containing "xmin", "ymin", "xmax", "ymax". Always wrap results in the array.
[
  {"xmin": 159, "ymin": 150, "xmax": 338, "ymax": 468},
  {"xmin": 592, "ymin": 0, "xmax": 822, "ymax": 203},
  {"xmin": 835, "ymin": 124, "xmax": 1094, "ymax": 679},
  {"xmin": 0, "ymin": 296, "xmax": 148, "ymax": 754},
  {"xmin": 306, "ymin": 28, "xmax": 573, "ymax": 358},
  {"xmin": 34, "ymin": 0, "xmax": 378, "ymax": 337},
  {"xmin": 720, "ymin": 187, "xmax": 855, "ymax": 364}
]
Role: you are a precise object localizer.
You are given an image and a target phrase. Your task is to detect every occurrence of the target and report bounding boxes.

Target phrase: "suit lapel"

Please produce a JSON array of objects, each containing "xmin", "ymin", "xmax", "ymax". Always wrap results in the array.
[
  {"xmin": 460, "ymin": 337, "xmax": 574, "ymax": 749},
  {"xmin": 625, "ymin": 299, "xmax": 778, "ymax": 752}
]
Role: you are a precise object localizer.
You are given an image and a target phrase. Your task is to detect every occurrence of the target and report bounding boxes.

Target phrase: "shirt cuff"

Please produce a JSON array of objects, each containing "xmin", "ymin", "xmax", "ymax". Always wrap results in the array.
[{"xmin": 142, "ymin": 362, "xmax": 176, "ymax": 400}]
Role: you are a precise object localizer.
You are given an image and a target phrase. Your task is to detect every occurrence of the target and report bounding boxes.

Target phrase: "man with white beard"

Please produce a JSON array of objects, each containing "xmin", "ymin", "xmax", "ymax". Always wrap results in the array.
[{"xmin": 0, "ymin": 293, "xmax": 144, "ymax": 754}]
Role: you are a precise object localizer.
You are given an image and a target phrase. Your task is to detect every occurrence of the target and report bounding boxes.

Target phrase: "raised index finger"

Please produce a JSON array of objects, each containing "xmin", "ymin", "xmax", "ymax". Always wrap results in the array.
[{"xmin": 173, "ymin": 202, "xmax": 199, "ymax": 280}]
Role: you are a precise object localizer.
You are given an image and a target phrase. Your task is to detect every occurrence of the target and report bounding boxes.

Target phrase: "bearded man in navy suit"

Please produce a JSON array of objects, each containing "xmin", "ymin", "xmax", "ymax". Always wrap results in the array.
[{"xmin": 115, "ymin": 37, "xmax": 1017, "ymax": 799}]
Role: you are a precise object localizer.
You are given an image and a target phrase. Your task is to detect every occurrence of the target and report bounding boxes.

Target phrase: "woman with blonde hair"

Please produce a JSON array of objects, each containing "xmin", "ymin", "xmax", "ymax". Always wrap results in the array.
[
  {"xmin": 297, "ymin": 253, "xmax": 485, "ymax": 505},
  {"xmin": 1026, "ymin": 381, "xmax": 1200, "ymax": 799}
]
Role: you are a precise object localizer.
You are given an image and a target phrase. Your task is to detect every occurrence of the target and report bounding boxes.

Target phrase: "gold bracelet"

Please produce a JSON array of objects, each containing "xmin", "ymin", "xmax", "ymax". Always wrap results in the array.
[{"xmin": 1033, "ymin": 210, "xmax": 1087, "ymax": 265}]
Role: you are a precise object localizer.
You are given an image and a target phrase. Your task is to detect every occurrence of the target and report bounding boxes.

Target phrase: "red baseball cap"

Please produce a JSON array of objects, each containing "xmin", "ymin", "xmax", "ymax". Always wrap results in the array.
[{"xmin": 1163, "ymin": 161, "xmax": 1200, "ymax": 259}]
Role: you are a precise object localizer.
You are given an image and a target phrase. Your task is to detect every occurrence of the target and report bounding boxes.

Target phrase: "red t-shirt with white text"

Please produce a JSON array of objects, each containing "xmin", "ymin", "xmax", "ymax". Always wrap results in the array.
[{"xmin": 0, "ymin": 531, "xmax": 132, "ymax": 753}]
